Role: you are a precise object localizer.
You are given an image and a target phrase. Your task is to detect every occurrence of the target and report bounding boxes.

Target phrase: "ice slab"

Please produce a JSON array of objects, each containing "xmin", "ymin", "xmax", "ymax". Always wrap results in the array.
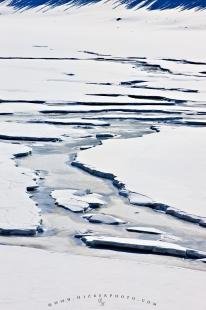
[
  {"xmin": 82, "ymin": 235, "xmax": 187, "ymax": 257},
  {"xmin": 51, "ymin": 189, "xmax": 106, "ymax": 213},
  {"xmin": 82, "ymin": 235, "xmax": 206, "ymax": 259},
  {"xmin": 83, "ymin": 213, "xmax": 126, "ymax": 225},
  {"xmin": 126, "ymin": 226, "xmax": 164, "ymax": 235}
]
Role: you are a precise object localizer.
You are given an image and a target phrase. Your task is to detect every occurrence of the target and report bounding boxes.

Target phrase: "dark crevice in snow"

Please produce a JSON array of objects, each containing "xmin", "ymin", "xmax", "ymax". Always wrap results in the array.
[
  {"xmin": 0, "ymin": 135, "xmax": 62, "ymax": 142},
  {"xmin": 0, "ymin": 57, "xmax": 79, "ymax": 61},
  {"xmin": 162, "ymin": 58, "xmax": 206, "ymax": 66},
  {"xmin": 0, "ymin": 99, "xmax": 45, "ymax": 104}
]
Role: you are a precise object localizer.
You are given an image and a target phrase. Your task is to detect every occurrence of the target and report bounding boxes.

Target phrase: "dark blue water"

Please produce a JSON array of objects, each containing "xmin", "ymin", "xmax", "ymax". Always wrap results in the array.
[{"xmin": 1, "ymin": 0, "xmax": 206, "ymax": 10}]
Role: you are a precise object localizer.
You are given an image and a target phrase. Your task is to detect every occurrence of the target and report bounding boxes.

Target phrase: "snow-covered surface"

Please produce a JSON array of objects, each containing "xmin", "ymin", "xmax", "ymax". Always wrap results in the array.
[
  {"xmin": 0, "ymin": 1, "xmax": 206, "ymax": 307},
  {"xmin": 0, "ymin": 102, "xmax": 46, "ymax": 114},
  {"xmin": 126, "ymin": 226, "xmax": 164, "ymax": 235},
  {"xmin": 76, "ymin": 126, "xmax": 206, "ymax": 218},
  {"xmin": 44, "ymin": 118, "xmax": 110, "ymax": 126},
  {"xmin": 51, "ymin": 189, "xmax": 106, "ymax": 212},
  {"xmin": 0, "ymin": 4, "xmax": 206, "ymax": 118},
  {"xmin": 0, "ymin": 4, "xmax": 206, "ymax": 60},
  {"xmin": 82, "ymin": 235, "xmax": 206, "ymax": 259},
  {"xmin": 86, "ymin": 114, "xmax": 182, "ymax": 121},
  {"xmin": 39, "ymin": 104, "xmax": 206, "ymax": 115},
  {"xmin": 1, "ymin": 245, "xmax": 206, "ymax": 309},
  {"xmin": 0, "ymin": 122, "xmax": 66, "ymax": 141},
  {"xmin": 83, "ymin": 213, "xmax": 126, "ymax": 224},
  {"xmin": 0, "ymin": 143, "xmax": 41, "ymax": 233}
]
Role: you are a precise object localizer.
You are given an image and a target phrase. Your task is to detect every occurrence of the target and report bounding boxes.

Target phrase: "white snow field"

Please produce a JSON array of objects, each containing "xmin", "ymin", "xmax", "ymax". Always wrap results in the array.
[
  {"xmin": 0, "ymin": 143, "xmax": 41, "ymax": 234},
  {"xmin": 76, "ymin": 126, "xmax": 206, "ymax": 219},
  {"xmin": 0, "ymin": 245, "xmax": 206, "ymax": 310},
  {"xmin": 0, "ymin": 121, "xmax": 89, "ymax": 141},
  {"xmin": 0, "ymin": 122, "xmax": 66, "ymax": 141},
  {"xmin": 0, "ymin": 1, "xmax": 206, "ymax": 309}
]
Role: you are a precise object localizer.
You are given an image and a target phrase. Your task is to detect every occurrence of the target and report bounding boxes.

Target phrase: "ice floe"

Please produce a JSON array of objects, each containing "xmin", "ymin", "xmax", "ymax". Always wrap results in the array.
[
  {"xmin": 83, "ymin": 213, "xmax": 126, "ymax": 225},
  {"xmin": 126, "ymin": 226, "xmax": 164, "ymax": 235},
  {"xmin": 82, "ymin": 235, "xmax": 206, "ymax": 259},
  {"xmin": 51, "ymin": 189, "xmax": 106, "ymax": 213}
]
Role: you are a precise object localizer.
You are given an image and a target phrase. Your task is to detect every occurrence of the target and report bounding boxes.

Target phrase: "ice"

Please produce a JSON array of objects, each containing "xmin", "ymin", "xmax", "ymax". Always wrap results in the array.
[
  {"xmin": 51, "ymin": 189, "xmax": 89, "ymax": 212},
  {"xmin": 0, "ymin": 102, "xmax": 46, "ymax": 115},
  {"xmin": 51, "ymin": 189, "xmax": 106, "ymax": 212},
  {"xmin": 1, "ymin": 245, "xmax": 206, "ymax": 309},
  {"xmin": 128, "ymin": 192, "xmax": 154, "ymax": 205},
  {"xmin": 82, "ymin": 235, "xmax": 206, "ymax": 259},
  {"xmin": 75, "ymin": 126, "xmax": 206, "ymax": 222},
  {"xmin": 89, "ymin": 114, "xmax": 182, "ymax": 121},
  {"xmin": 44, "ymin": 118, "xmax": 110, "ymax": 126},
  {"xmin": 83, "ymin": 213, "xmax": 126, "ymax": 224},
  {"xmin": 126, "ymin": 226, "xmax": 164, "ymax": 235},
  {"xmin": 0, "ymin": 143, "xmax": 41, "ymax": 235},
  {"xmin": 82, "ymin": 235, "xmax": 187, "ymax": 257},
  {"xmin": 0, "ymin": 3, "xmax": 205, "ymax": 308},
  {"xmin": 40, "ymin": 104, "xmax": 206, "ymax": 115},
  {"xmin": 0, "ymin": 122, "xmax": 66, "ymax": 141}
]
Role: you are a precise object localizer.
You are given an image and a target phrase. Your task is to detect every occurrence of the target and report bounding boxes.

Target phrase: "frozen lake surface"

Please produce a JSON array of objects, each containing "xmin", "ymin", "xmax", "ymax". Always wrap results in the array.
[{"xmin": 0, "ymin": 1, "xmax": 206, "ymax": 309}]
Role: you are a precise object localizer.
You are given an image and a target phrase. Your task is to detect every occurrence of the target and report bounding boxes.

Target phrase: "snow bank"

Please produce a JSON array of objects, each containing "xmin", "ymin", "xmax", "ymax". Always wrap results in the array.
[{"xmin": 0, "ymin": 143, "xmax": 41, "ymax": 235}]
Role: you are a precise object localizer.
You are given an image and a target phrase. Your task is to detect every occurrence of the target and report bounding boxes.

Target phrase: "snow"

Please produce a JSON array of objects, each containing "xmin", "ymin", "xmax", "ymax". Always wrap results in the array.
[
  {"xmin": 52, "ymin": 190, "xmax": 89, "ymax": 212},
  {"xmin": 83, "ymin": 213, "xmax": 126, "ymax": 225},
  {"xmin": 0, "ymin": 0, "xmax": 206, "ymax": 292},
  {"xmin": 82, "ymin": 235, "xmax": 206, "ymax": 259},
  {"xmin": 0, "ymin": 4, "xmax": 206, "ymax": 60},
  {"xmin": 76, "ymin": 126, "xmax": 206, "ymax": 219},
  {"xmin": 88, "ymin": 114, "xmax": 182, "ymax": 122},
  {"xmin": 0, "ymin": 2, "xmax": 205, "ymax": 307},
  {"xmin": 128, "ymin": 192, "xmax": 154, "ymax": 205},
  {"xmin": 0, "ymin": 120, "xmax": 96, "ymax": 143},
  {"xmin": 0, "ymin": 4, "xmax": 205, "ymax": 121},
  {"xmin": 126, "ymin": 227, "xmax": 164, "ymax": 235},
  {"xmin": 1, "ymin": 245, "xmax": 206, "ymax": 309},
  {"xmin": 0, "ymin": 102, "xmax": 46, "ymax": 114},
  {"xmin": 44, "ymin": 118, "xmax": 110, "ymax": 126},
  {"xmin": 40, "ymin": 104, "xmax": 206, "ymax": 115},
  {"xmin": 0, "ymin": 143, "xmax": 41, "ymax": 234},
  {"xmin": 51, "ymin": 189, "xmax": 106, "ymax": 212},
  {"xmin": 181, "ymin": 119, "xmax": 206, "ymax": 126},
  {"xmin": 0, "ymin": 122, "xmax": 66, "ymax": 141}
]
